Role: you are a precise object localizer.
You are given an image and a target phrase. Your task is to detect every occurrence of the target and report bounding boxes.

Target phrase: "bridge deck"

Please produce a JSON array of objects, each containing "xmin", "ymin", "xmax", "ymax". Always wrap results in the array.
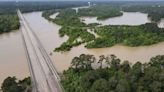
[{"xmin": 17, "ymin": 10, "xmax": 62, "ymax": 92}]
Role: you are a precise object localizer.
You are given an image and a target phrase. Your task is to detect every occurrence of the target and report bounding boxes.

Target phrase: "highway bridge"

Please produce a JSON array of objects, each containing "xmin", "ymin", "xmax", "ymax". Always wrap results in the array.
[{"xmin": 17, "ymin": 10, "xmax": 63, "ymax": 92}]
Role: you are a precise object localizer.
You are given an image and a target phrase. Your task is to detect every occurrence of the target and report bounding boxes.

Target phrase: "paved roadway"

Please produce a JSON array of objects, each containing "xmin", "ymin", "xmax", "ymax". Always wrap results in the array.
[{"xmin": 17, "ymin": 10, "xmax": 63, "ymax": 92}]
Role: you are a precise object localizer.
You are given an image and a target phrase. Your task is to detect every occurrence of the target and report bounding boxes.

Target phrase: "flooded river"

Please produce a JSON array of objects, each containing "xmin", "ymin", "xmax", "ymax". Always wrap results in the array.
[
  {"xmin": 0, "ymin": 30, "xmax": 29, "ymax": 85},
  {"xmin": 1, "ymin": 11, "xmax": 164, "ymax": 85},
  {"xmin": 23, "ymin": 11, "xmax": 164, "ymax": 73},
  {"xmin": 80, "ymin": 12, "xmax": 151, "ymax": 25}
]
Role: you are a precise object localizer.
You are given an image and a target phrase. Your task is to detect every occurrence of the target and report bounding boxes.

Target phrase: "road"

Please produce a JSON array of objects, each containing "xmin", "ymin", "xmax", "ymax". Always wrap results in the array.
[{"xmin": 17, "ymin": 10, "xmax": 63, "ymax": 92}]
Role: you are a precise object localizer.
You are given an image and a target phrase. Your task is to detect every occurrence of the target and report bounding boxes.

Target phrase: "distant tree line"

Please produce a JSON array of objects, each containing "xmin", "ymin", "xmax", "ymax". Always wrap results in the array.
[
  {"xmin": 77, "ymin": 3, "xmax": 164, "ymax": 22},
  {"xmin": 122, "ymin": 5, "xmax": 164, "ymax": 22},
  {"xmin": 78, "ymin": 5, "xmax": 123, "ymax": 20},
  {"xmin": 0, "ymin": 1, "xmax": 88, "ymax": 13}
]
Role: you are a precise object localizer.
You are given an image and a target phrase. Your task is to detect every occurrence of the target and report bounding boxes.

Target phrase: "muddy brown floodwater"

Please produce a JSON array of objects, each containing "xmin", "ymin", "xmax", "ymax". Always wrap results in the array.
[
  {"xmin": 23, "ymin": 11, "xmax": 164, "ymax": 73},
  {"xmin": 0, "ymin": 30, "xmax": 29, "ymax": 85},
  {"xmin": 1, "ymin": 10, "xmax": 164, "ymax": 85},
  {"xmin": 80, "ymin": 12, "xmax": 151, "ymax": 25}
]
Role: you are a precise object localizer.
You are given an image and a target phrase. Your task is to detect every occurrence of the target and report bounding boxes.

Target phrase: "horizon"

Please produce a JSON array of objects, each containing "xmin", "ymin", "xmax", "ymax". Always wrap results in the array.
[{"xmin": 1, "ymin": 0, "xmax": 164, "ymax": 2}]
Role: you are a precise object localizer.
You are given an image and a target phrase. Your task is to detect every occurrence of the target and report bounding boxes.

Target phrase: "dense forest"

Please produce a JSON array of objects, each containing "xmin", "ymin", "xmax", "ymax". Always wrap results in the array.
[
  {"xmin": 1, "ymin": 77, "xmax": 31, "ymax": 92},
  {"xmin": 0, "ymin": 15, "xmax": 20, "ymax": 33},
  {"xmin": 61, "ymin": 54, "xmax": 164, "ymax": 92},
  {"xmin": 2, "ymin": 54, "xmax": 164, "ymax": 92},
  {"xmin": 86, "ymin": 23, "xmax": 164, "ymax": 48},
  {"xmin": 54, "ymin": 9, "xmax": 85, "ymax": 27}
]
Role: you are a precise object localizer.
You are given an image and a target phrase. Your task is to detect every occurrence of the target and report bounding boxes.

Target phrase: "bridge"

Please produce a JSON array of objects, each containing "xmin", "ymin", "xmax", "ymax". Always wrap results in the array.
[{"xmin": 17, "ymin": 10, "xmax": 63, "ymax": 92}]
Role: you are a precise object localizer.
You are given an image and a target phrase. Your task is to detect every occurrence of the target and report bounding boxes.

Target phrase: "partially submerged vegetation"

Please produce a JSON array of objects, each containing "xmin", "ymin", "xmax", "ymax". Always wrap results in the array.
[
  {"xmin": 42, "ymin": 10, "xmax": 56, "ymax": 21},
  {"xmin": 1, "ymin": 77, "xmax": 31, "ymax": 92},
  {"xmin": 42, "ymin": 9, "xmax": 96, "ymax": 52},
  {"xmin": 53, "ymin": 9, "xmax": 95, "ymax": 52},
  {"xmin": 61, "ymin": 54, "xmax": 164, "ymax": 92},
  {"xmin": 42, "ymin": 3, "xmax": 164, "ymax": 52},
  {"xmin": 86, "ymin": 23, "xmax": 164, "ymax": 48},
  {"xmin": 55, "ymin": 26, "xmax": 95, "ymax": 52}
]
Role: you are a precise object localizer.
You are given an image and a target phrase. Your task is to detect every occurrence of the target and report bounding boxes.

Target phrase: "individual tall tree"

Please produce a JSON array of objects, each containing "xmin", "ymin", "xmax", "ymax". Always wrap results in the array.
[
  {"xmin": 98, "ymin": 55, "xmax": 106, "ymax": 69},
  {"xmin": 71, "ymin": 56, "xmax": 82, "ymax": 69},
  {"xmin": 82, "ymin": 54, "xmax": 96, "ymax": 70},
  {"xmin": 110, "ymin": 54, "xmax": 121, "ymax": 70},
  {"xmin": 121, "ymin": 60, "xmax": 131, "ymax": 73}
]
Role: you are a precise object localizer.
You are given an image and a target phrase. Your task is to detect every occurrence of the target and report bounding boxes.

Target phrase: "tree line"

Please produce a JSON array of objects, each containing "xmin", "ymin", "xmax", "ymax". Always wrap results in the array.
[
  {"xmin": 78, "ymin": 5, "xmax": 123, "ymax": 20},
  {"xmin": 61, "ymin": 54, "xmax": 164, "ymax": 92}
]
